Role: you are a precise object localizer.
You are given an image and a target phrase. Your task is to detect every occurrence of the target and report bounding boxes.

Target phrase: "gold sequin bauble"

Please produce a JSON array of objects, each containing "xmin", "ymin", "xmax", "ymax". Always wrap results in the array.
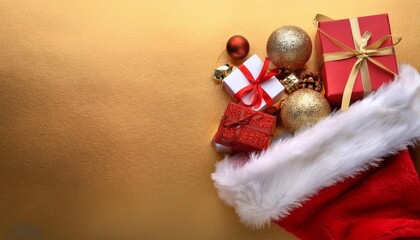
[
  {"xmin": 280, "ymin": 89, "xmax": 331, "ymax": 134},
  {"xmin": 267, "ymin": 26, "xmax": 312, "ymax": 70}
]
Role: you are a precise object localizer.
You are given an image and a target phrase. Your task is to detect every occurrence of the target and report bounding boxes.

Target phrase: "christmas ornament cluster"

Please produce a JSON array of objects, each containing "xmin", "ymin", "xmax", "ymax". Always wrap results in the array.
[
  {"xmin": 212, "ymin": 15, "xmax": 401, "ymax": 155},
  {"xmin": 212, "ymin": 26, "xmax": 332, "ymax": 154},
  {"xmin": 211, "ymin": 13, "xmax": 420, "ymax": 239}
]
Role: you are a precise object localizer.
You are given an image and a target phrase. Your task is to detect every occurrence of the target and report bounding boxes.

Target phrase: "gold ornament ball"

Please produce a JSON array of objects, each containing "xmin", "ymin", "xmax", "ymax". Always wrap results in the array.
[
  {"xmin": 280, "ymin": 89, "xmax": 331, "ymax": 134},
  {"xmin": 267, "ymin": 25, "xmax": 312, "ymax": 71}
]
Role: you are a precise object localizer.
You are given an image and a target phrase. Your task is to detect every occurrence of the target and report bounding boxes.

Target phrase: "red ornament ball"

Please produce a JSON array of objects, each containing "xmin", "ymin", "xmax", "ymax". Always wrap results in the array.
[{"xmin": 226, "ymin": 35, "xmax": 250, "ymax": 60}]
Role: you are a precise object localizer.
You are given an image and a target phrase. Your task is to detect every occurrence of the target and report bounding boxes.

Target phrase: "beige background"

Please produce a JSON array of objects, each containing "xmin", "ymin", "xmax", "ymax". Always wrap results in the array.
[{"xmin": 1, "ymin": 1, "xmax": 419, "ymax": 239}]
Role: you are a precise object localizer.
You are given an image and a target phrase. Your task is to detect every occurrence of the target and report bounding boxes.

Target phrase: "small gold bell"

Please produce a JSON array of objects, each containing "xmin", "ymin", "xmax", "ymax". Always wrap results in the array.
[
  {"xmin": 213, "ymin": 64, "xmax": 236, "ymax": 82},
  {"xmin": 279, "ymin": 73, "xmax": 300, "ymax": 94}
]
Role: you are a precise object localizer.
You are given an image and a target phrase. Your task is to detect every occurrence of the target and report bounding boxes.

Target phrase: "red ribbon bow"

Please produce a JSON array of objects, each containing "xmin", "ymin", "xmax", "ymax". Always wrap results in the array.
[
  {"xmin": 234, "ymin": 58, "xmax": 280, "ymax": 109},
  {"xmin": 223, "ymin": 111, "xmax": 262, "ymax": 128},
  {"xmin": 220, "ymin": 110, "xmax": 272, "ymax": 148}
]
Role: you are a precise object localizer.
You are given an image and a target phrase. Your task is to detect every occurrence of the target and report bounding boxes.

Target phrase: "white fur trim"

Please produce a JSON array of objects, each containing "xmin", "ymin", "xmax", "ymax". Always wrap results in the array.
[{"xmin": 212, "ymin": 64, "xmax": 420, "ymax": 228}]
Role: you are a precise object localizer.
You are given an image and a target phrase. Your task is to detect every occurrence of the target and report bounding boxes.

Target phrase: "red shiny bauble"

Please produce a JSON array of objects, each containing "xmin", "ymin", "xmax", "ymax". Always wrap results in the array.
[{"xmin": 226, "ymin": 35, "xmax": 250, "ymax": 60}]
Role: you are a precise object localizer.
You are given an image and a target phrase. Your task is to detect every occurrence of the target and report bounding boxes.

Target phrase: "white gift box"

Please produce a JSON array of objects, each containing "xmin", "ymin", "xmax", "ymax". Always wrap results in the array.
[{"xmin": 222, "ymin": 54, "xmax": 284, "ymax": 111}]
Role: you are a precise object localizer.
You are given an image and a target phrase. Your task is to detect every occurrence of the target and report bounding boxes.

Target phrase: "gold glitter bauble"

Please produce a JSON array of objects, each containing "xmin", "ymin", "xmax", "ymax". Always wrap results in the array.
[
  {"xmin": 267, "ymin": 26, "xmax": 312, "ymax": 71},
  {"xmin": 280, "ymin": 89, "xmax": 331, "ymax": 134}
]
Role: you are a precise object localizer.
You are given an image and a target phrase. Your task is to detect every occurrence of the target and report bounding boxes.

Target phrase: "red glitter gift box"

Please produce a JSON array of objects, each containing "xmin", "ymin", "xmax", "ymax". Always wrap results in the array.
[
  {"xmin": 213, "ymin": 102, "xmax": 276, "ymax": 154},
  {"xmin": 316, "ymin": 14, "xmax": 399, "ymax": 109}
]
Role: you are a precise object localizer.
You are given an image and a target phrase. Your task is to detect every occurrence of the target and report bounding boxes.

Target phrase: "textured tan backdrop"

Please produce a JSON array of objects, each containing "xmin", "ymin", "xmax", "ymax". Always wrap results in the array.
[{"xmin": 1, "ymin": 1, "xmax": 419, "ymax": 239}]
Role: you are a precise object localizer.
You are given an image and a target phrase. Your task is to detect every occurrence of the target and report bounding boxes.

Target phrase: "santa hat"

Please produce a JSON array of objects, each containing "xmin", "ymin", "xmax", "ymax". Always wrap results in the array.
[{"xmin": 212, "ymin": 64, "xmax": 420, "ymax": 239}]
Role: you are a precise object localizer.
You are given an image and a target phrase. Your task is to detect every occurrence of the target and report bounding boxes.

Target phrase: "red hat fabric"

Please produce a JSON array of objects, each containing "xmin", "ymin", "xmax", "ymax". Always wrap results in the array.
[{"xmin": 277, "ymin": 150, "xmax": 420, "ymax": 239}]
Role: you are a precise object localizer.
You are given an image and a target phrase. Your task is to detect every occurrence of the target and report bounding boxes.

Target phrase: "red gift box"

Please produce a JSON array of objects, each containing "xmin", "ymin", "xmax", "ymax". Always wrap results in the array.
[
  {"xmin": 316, "ymin": 14, "xmax": 399, "ymax": 109},
  {"xmin": 213, "ymin": 102, "xmax": 276, "ymax": 154}
]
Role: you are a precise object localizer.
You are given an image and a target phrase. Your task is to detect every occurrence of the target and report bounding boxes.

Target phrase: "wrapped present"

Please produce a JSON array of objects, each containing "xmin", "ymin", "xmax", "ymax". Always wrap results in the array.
[
  {"xmin": 213, "ymin": 102, "xmax": 276, "ymax": 154},
  {"xmin": 315, "ymin": 14, "xmax": 401, "ymax": 110},
  {"xmin": 222, "ymin": 54, "xmax": 284, "ymax": 111}
]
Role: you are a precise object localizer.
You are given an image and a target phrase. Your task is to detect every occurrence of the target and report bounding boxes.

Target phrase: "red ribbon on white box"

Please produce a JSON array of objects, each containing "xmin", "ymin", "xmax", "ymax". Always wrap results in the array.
[
  {"xmin": 234, "ymin": 58, "xmax": 280, "ymax": 109},
  {"xmin": 222, "ymin": 54, "xmax": 284, "ymax": 111}
]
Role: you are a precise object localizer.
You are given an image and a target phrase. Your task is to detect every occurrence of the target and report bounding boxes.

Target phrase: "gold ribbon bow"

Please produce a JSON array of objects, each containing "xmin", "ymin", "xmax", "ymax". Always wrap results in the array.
[{"xmin": 314, "ymin": 14, "xmax": 401, "ymax": 110}]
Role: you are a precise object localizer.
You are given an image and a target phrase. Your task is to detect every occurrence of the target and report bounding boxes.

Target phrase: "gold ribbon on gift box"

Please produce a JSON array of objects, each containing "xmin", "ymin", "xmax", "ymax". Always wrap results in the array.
[{"xmin": 314, "ymin": 14, "xmax": 401, "ymax": 110}]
